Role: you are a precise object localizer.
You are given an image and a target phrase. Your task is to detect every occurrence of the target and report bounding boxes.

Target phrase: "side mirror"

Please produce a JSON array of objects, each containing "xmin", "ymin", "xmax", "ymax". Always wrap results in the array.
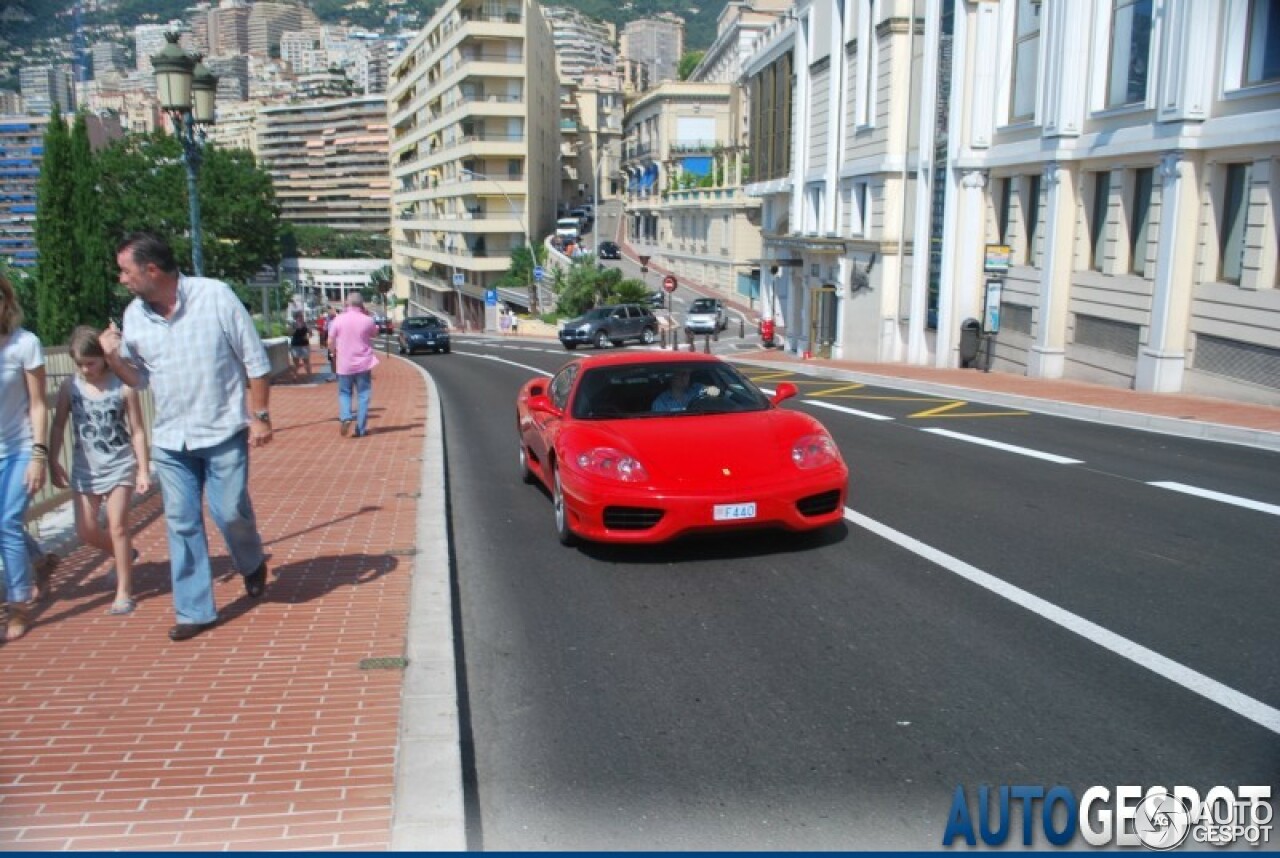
[
  {"xmin": 528, "ymin": 382, "xmax": 545, "ymax": 397},
  {"xmin": 772, "ymin": 382, "xmax": 798, "ymax": 404},
  {"xmin": 528, "ymin": 393, "xmax": 560, "ymax": 416}
]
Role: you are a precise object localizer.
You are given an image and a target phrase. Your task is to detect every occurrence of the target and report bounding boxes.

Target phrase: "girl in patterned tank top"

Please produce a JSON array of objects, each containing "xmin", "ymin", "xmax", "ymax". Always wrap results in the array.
[{"xmin": 49, "ymin": 326, "xmax": 151, "ymax": 615}]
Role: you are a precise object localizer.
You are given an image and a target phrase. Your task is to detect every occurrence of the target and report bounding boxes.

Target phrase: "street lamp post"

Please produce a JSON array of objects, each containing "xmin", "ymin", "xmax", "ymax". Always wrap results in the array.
[
  {"xmin": 460, "ymin": 168, "xmax": 541, "ymax": 315},
  {"xmin": 152, "ymin": 32, "xmax": 216, "ymax": 276}
]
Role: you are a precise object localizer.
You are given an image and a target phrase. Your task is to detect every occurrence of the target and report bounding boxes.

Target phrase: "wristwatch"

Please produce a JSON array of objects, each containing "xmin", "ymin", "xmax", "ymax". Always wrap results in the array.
[{"xmin": 253, "ymin": 410, "xmax": 271, "ymax": 423}]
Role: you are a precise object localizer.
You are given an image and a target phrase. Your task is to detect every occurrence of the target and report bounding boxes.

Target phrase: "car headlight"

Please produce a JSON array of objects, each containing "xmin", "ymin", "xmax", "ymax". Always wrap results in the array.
[
  {"xmin": 576, "ymin": 323, "xmax": 591, "ymax": 333},
  {"xmin": 792, "ymin": 434, "xmax": 841, "ymax": 469},
  {"xmin": 573, "ymin": 447, "xmax": 649, "ymax": 483}
]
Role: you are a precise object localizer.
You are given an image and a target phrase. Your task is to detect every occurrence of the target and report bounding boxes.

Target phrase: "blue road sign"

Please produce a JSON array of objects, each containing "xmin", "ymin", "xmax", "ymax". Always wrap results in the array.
[
  {"xmin": 533, "ymin": 265, "xmax": 545, "ymax": 281},
  {"xmin": 485, "ymin": 289, "xmax": 497, "ymax": 306},
  {"xmin": 453, "ymin": 272, "xmax": 464, "ymax": 287}
]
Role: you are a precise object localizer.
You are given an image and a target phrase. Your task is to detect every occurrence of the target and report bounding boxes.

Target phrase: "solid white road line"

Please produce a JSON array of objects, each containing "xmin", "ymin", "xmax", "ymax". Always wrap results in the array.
[
  {"xmin": 843, "ymin": 507, "xmax": 1280, "ymax": 736},
  {"xmin": 920, "ymin": 427, "xmax": 1083, "ymax": 464},
  {"xmin": 1147, "ymin": 481, "xmax": 1280, "ymax": 517},
  {"xmin": 454, "ymin": 350, "xmax": 552, "ymax": 376},
  {"xmin": 805, "ymin": 399, "xmax": 896, "ymax": 421}
]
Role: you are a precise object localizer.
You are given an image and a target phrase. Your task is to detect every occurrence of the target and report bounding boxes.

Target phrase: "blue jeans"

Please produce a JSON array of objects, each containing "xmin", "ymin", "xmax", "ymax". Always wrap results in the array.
[
  {"xmin": 338, "ymin": 370, "xmax": 372, "ymax": 436},
  {"xmin": 0, "ymin": 451, "xmax": 33, "ymax": 604},
  {"xmin": 151, "ymin": 430, "xmax": 265, "ymax": 625}
]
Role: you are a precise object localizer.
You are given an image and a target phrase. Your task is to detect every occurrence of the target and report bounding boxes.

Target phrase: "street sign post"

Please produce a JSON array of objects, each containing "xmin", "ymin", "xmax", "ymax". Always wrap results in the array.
[
  {"xmin": 533, "ymin": 265, "xmax": 544, "ymax": 281},
  {"xmin": 639, "ymin": 254, "xmax": 650, "ymax": 274},
  {"xmin": 453, "ymin": 272, "xmax": 464, "ymax": 287},
  {"xmin": 662, "ymin": 274, "xmax": 677, "ymax": 293}
]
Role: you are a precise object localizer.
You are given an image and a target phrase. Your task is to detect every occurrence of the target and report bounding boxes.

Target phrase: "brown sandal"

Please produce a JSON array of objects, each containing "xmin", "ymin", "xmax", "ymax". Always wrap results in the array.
[
  {"xmin": 5, "ymin": 602, "xmax": 31, "ymax": 642},
  {"xmin": 32, "ymin": 552, "xmax": 58, "ymax": 601}
]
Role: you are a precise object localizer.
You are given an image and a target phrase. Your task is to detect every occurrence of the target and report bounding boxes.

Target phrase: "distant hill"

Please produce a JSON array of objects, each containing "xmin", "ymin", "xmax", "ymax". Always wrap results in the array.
[{"xmin": 0, "ymin": 0, "xmax": 720, "ymax": 90}]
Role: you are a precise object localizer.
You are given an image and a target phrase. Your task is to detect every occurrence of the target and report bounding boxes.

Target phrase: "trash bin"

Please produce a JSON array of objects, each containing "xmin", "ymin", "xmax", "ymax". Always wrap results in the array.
[{"xmin": 959, "ymin": 318, "xmax": 982, "ymax": 368}]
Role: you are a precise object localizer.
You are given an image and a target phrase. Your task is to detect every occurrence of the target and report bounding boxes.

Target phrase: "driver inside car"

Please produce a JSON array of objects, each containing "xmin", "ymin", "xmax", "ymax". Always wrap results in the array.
[{"xmin": 652, "ymin": 368, "xmax": 721, "ymax": 413}]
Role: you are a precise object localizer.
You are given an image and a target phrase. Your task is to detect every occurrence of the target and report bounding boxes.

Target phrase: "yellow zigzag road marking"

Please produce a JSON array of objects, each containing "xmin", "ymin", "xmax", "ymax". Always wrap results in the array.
[
  {"xmin": 744, "ymin": 370, "xmax": 800, "ymax": 382},
  {"xmin": 806, "ymin": 383, "xmax": 866, "ymax": 397},
  {"xmin": 909, "ymin": 400, "xmax": 1029, "ymax": 419}
]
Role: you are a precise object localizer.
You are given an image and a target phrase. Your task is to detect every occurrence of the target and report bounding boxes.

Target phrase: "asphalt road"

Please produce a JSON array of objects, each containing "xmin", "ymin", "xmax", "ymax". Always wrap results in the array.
[{"xmin": 416, "ymin": 338, "xmax": 1280, "ymax": 850}]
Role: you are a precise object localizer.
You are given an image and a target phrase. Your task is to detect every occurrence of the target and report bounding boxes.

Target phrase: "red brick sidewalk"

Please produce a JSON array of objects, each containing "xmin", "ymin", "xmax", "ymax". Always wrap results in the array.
[{"xmin": 0, "ymin": 350, "xmax": 427, "ymax": 850}]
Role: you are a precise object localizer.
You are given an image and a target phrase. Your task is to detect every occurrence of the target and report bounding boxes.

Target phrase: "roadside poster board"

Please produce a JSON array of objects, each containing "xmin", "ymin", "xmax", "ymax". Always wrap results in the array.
[
  {"xmin": 983, "ymin": 278, "xmax": 1003, "ymax": 334},
  {"xmin": 984, "ymin": 244, "xmax": 1012, "ymax": 273}
]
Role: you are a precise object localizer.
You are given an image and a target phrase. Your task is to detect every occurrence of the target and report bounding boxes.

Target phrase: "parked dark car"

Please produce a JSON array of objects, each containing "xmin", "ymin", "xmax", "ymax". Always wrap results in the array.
[
  {"xmin": 398, "ymin": 316, "xmax": 451, "ymax": 354},
  {"xmin": 559, "ymin": 304, "xmax": 658, "ymax": 350},
  {"xmin": 372, "ymin": 314, "xmax": 395, "ymax": 334},
  {"xmin": 645, "ymin": 291, "xmax": 666, "ymax": 308},
  {"xmin": 598, "ymin": 241, "xmax": 621, "ymax": 260}
]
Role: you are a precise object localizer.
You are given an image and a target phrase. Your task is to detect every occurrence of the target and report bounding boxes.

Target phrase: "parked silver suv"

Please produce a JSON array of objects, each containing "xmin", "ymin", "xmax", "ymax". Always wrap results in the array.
[{"xmin": 685, "ymin": 298, "xmax": 728, "ymax": 335}]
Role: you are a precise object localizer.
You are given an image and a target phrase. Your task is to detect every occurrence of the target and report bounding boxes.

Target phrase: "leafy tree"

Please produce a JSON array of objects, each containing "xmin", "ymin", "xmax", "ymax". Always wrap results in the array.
[
  {"xmin": 33, "ymin": 110, "xmax": 76, "ymax": 342},
  {"xmin": 494, "ymin": 243, "xmax": 547, "ymax": 310},
  {"xmin": 554, "ymin": 258, "xmax": 648, "ymax": 317},
  {"xmin": 678, "ymin": 51, "xmax": 705, "ymax": 81},
  {"xmin": 0, "ymin": 260, "xmax": 38, "ymax": 332},
  {"xmin": 95, "ymin": 133, "xmax": 282, "ymax": 285}
]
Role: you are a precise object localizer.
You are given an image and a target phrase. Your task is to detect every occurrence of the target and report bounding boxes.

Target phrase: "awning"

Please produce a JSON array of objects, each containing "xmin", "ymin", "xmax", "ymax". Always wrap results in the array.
[
  {"xmin": 640, "ymin": 163, "xmax": 658, "ymax": 189},
  {"xmin": 411, "ymin": 258, "xmax": 434, "ymax": 272},
  {"xmin": 681, "ymin": 156, "xmax": 712, "ymax": 177},
  {"xmin": 771, "ymin": 236, "xmax": 848, "ymax": 253}
]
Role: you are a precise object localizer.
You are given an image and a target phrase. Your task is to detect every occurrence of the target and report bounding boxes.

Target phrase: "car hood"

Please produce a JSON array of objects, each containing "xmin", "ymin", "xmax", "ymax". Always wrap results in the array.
[{"xmin": 563, "ymin": 409, "xmax": 838, "ymax": 485}]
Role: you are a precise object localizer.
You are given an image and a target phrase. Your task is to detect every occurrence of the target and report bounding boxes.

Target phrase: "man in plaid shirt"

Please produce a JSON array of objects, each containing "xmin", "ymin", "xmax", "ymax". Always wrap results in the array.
[{"xmin": 102, "ymin": 232, "xmax": 273, "ymax": 642}]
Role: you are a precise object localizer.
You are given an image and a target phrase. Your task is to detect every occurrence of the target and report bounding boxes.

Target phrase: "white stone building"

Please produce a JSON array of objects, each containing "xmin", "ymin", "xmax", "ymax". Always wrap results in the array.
[{"xmin": 743, "ymin": 0, "xmax": 1280, "ymax": 405}]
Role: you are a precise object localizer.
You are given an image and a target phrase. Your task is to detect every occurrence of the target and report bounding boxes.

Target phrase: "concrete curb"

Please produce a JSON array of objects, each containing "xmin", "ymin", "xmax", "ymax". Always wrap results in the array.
[
  {"xmin": 390, "ymin": 360, "xmax": 467, "ymax": 850},
  {"xmin": 730, "ymin": 356, "xmax": 1280, "ymax": 453}
]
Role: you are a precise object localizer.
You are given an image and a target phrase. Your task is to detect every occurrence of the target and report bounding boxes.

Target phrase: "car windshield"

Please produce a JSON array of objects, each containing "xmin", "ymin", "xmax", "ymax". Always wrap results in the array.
[
  {"xmin": 403, "ymin": 317, "xmax": 442, "ymax": 329},
  {"xmin": 689, "ymin": 299, "xmax": 718, "ymax": 313},
  {"xmin": 570, "ymin": 362, "xmax": 771, "ymax": 420}
]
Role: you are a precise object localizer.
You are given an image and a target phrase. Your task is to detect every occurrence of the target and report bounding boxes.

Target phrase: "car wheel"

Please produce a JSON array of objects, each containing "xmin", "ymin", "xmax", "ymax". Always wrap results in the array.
[
  {"xmin": 518, "ymin": 436, "xmax": 535, "ymax": 484},
  {"xmin": 398, "ymin": 342, "xmax": 405, "ymax": 354},
  {"xmin": 552, "ymin": 464, "xmax": 576, "ymax": 545},
  {"xmin": 443, "ymin": 342, "xmax": 452, "ymax": 353},
  {"xmin": 640, "ymin": 327, "xmax": 656, "ymax": 345},
  {"xmin": 563, "ymin": 343, "xmax": 577, "ymax": 350},
  {"xmin": 594, "ymin": 330, "xmax": 610, "ymax": 349}
]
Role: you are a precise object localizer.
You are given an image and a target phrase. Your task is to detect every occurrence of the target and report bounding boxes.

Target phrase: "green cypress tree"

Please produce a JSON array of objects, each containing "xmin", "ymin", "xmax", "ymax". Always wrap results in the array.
[
  {"xmin": 70, "ymin": 113, "xmax": 115, "ymax": 325},
  {"xmin": 33, "ymin": 110, "xmax": 76, "ymax": 343}
]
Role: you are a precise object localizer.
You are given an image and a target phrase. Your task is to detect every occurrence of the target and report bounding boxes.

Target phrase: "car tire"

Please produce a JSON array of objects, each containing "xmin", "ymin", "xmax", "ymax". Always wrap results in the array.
[
  {"xmin": 518, "ymin": 436, "xmax": 535, "ymax": 485},
  {"xmin": 594, "ymin": 330, "xmax": 610, "ymax": 349},
  {"xmin": 397, "ymin": 342, "xmax": 405, "ymax": 354},
  {"xmin": 444, "ymin": 342, "xmax": 452, "ymax": 353},
  {"xmin": 640, "ymin": 327, "xmax": 656, "ymax": 345},
  {"xmin": 563, "ymin": 343, "xmax": 577, "ymax": 350},
  {"xmin": 552, "ymin": 464, "xmax": 576, "ymax": 546}
]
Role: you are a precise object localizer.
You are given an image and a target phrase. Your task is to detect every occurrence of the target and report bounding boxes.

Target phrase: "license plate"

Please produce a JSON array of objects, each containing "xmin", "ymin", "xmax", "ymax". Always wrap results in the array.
[{"xmin": 713, "ymin": 502, "xmax": 757, "ymax": 521}]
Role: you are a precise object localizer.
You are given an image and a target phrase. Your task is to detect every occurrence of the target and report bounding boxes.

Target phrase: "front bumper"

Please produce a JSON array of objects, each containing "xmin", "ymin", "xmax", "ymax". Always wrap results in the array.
[
  {"xmin": 559, "ymin": 328, "xmax": 596, "ymax": 346},
  {"xmin": 560, "ymin": 467, "xmax": 849, "ymax": 543}
]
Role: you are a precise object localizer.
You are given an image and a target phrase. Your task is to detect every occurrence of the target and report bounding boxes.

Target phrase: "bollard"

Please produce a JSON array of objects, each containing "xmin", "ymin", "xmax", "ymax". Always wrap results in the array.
[
  {"xmin": 660, "ymin": 327, "xmax": 667, "ymax": 348},
  {"xmin": 739, "ymin": 318, "xmax": 744, "ymax": 338},
  {"xmin": 703, "ymin": 334, "xmax": 711, "ymax": 354}
]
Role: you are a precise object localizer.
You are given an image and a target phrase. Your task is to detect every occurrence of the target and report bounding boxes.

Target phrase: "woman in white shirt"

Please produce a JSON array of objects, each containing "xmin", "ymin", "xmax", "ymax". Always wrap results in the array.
[{"xmin": 0, "ymin": 275, "xmax": 49, "ymax": 641}]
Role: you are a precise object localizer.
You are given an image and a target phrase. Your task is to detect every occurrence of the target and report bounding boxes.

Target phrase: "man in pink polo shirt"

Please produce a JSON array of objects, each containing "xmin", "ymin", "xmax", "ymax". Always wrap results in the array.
[{"xmin": 326, "ymin": 292, "xmax": 379, "ymax": 437}]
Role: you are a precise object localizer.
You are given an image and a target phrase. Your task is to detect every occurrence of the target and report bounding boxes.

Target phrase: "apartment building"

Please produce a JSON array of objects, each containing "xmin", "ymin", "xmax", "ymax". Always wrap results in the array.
[
  {"xmin": 743, "ymin": 0, "xmax": 1280, "ymax": 405},
  {"xmin": 248, "ymin": 2, "xmax": 314, "ymax": 58},
  {"xmin": 543, "ymin": 6, "xmax": 616, "ymax": 84},
  {"xmin": 207, "ymin": 0, "xmax": 251, "ymax": 57},
  {"xmin": 0, "ymin": 116, "xmax": 47, "ymax": 270},
  {"xmin": 257, "ymin": 94, "xmax": 390, "ymax": 232},
  {"xmin": 620, "ymin": 15, "xmax": 685, "ymax": 91},
  {"xmin": 622, "ymin": 82, "xmax": 759, "ymax": 297},
  {"xmin": 387, "ymin": 0, "xmax": 560, "ymax": 328},
  {"xmin": 19, "ymin": 65, "xmax": 76, "ymax": 115}
]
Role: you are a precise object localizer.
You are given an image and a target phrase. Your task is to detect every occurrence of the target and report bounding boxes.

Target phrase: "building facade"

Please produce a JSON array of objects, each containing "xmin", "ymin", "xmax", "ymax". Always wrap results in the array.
[
  {"xmin": 0, "ymin": 115, "xmax": 47, "ymax": 270},
  {"xmin": 19, "ymin": 65, "xmax": 76, "ymax": 115},
  {"xmin": 620, "ymin": 15, "xmax": 686, "ymax": 91},
  {"xmin": 387, "ymin": 0, "xmax": 560, "ymax": 329},
  {"xmin": 257, "ymin": 94, "xmax": 391, "ymax": 232},
  {"xmin": 543, "ymin": 6, "xmax": 616, "ymax": 84},
  {"xmin": 623, "ymin": 82, "xmax": 759, "ymax": 299},
  {"xmin": 743, "ymin": 0, "xmax": 1280, "ymax": 406}
]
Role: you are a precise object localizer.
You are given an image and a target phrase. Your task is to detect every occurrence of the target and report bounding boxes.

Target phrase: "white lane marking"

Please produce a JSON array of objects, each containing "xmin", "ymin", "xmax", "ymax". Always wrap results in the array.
[
  {"xmin": 806, "ymin": 399, "xmax": 895, "ymax": 422},
  {"xmin": 843, "ymin": 507, "xmax": 1280, "ymax": 736},
  {"xmin": 454, "ymin": 350, "xmax": 552, "ymax": 376},
  {"xmin": 921, "ymin": 427, "xmax": 1083, "ymax": 464},
  {"xmin": 1148, "ymin": 481, "xmax": 1280, "ymax": 517}
]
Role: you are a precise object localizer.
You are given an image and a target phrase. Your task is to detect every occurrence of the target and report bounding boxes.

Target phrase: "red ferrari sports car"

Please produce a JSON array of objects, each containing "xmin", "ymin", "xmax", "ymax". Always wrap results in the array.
[{"xmin": 515, "ymin": 352, "xmax": 849, "ymax": 544}]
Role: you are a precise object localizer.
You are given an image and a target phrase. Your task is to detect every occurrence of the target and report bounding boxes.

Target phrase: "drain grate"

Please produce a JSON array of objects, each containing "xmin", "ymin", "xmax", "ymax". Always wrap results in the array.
[
  {"xmin": 394, "ymin": 491, "xmax": 421, "ymax": 499},
  {"xmin": 386, "ymin": 547, "xmax": 418, "ymax": 556},
  {"xmin": 359, "ymin": 656, "xmax": 409, "ymax": 671}
]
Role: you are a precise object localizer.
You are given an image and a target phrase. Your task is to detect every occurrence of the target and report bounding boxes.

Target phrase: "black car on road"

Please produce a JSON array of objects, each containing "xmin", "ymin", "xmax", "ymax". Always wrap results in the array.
[
  {"xmin": 398, "ymin": 316, "xmax": 451, "ymax": 354},
  {"xmin": 559, "ymin": 304, "xmax": 658, "ymax": 350},
  {"xmin": 598, "ymin": 240, "xmax": 621, "ymax": 260}
]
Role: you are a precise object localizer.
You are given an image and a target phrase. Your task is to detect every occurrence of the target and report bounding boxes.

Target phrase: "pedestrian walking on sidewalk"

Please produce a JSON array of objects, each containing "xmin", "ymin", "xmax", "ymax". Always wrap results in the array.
[
  {"xmin": 327, "ymin": 292, "xmax": 378, "ymax": 438},
  {"xmin": 48, "ymin": 326, "xmax": 151, "ymax": 616},
  {"xmin": 0, "ymin": 274, "xmax": 48, "ymax": 641},
  {"xmin": 101, "ymin": 231, "xmax": 273, "ymax": 643},
  {"xmin": 289, "ymin": 311, "xmax": 311, "ymax": 380}
]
